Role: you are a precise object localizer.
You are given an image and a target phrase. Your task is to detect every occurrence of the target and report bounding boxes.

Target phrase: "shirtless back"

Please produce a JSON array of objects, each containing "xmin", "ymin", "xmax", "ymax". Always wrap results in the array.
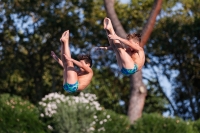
[{"xmin": 77, "ymin": 70, "xmax": 93, "ymax": 91}]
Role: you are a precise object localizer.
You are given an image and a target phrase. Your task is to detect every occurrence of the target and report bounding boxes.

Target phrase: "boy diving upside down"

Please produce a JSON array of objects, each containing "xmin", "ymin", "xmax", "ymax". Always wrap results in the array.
[
  {"xmin": 51, "ymin": 30, "xmax": 93, "ymax": 93},
  {"xmin": 96, "ymin": 17, "xmax": 145, "ymax": 76}
]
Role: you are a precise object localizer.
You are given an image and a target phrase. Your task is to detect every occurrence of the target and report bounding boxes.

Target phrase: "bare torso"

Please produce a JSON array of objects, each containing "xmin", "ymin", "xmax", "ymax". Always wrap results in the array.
[
  {"xmin": 77, "ymin": 71, "xmax": 93, "ymax": 91},
  {"xmin": 126, "ymin": 48, "xmax": 145, "ymax": 70}
]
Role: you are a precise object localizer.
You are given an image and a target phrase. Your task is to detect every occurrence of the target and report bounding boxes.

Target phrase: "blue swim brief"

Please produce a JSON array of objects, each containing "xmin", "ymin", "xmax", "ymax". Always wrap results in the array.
[
  {"xmin": 121, "ymin": 64, "xmax": 138, "ymax": 76},
  {"xmin": 63, "ymin": 81, "xmax": 79, "ymax": 93}
]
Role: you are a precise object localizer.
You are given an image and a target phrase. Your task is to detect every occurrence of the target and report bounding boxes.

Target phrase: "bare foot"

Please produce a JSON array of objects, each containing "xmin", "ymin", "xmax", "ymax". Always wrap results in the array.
[
  {"xmin": 103, "ymin": 17, "xmax": 109, "ymax": 29},
  {"xmin": 103, "ymin": 17, "xmax": 115, "ymax": 35},
  {"xmin": 60, "ymin": 30, "xmax": 69, "ymax": 45}
]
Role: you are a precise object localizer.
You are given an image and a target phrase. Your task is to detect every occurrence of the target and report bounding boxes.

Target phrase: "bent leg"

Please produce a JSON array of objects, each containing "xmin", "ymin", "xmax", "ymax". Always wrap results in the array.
[
  {"xmin": 106, "ymin": 30, "xmax": 123, "ymax": 69},
  {"xmin": 61, "ymin": 30, "xmax": 72, "ymax": 63},
  {"xmin": 104, "ymin": 18, "xmax": 135, "ymax": 69},
  {"xmin": 117, "ymin": 48, "xmax": 135, "ymax": 69},
  {"xmin": 104, "ymin": 17, "xmax": 123, "ymax": 69}
]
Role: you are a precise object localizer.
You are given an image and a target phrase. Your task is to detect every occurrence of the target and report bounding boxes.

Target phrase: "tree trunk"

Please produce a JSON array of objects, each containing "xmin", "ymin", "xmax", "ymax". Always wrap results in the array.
[
  {"xmin": 140, "ymin": 0, "xmax": 163, "ymax": 47},
  {"xmin": 104, "ymin": 0, "xmax": 162, "ymax": 123},
  {"xmin": 128, "ymin": 71, "xmax": 146, "ymax": 123}
]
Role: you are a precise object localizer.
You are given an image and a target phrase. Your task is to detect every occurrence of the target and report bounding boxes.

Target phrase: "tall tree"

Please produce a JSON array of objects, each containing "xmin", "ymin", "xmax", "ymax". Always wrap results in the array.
[
  {"xmin": 147, "ymin": 0, "xmax": 200, "ymax": 120},
  {"xmin": 0, "ymin": 0, "xmax": 168, "ymax": 118},
  {"xmin": 103, "ymin": 0, "xmax": 162, "ymax": 123}
]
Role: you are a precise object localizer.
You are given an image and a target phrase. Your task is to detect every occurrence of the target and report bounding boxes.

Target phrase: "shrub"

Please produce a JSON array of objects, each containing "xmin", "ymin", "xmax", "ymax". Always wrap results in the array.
[
  {"xmin": 93, "ymin": 109, "xmax": 131, "ymax": 133},
  {"xmin": 131, "ymin": 113, "xmax": 195, "ymax": 133},
  {"xmin": 193, "ymin": 118, "xmax": 200, "ymax": 133},
  {"xmin": 38, "ymin": 92, "xmax": 102, "ymax": 133},
  {"xmin": 38, "ymin": 92, "xmax": 200, "ymax": 133},
  {"xmin": 53, "ymin": 100, "xmax": 96, "ymax": 133},
  {"xmin": 0, "ymin": 93, "xmax": 45, "ymax": 133},
  {"xmin": 38, "ymin": 92, "xmax": 133, "ymax": 133}
]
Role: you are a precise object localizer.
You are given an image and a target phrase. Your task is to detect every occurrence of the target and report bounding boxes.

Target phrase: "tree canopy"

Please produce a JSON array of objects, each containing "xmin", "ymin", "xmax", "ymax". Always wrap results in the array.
[{"xmin": 0, "ymin": 0, "xmax": 199, "ymax": 121}]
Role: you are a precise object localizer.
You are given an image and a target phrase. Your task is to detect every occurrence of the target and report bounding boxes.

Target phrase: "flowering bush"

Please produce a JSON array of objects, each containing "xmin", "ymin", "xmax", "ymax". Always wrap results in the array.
[
  {"xmin": 38, "ymin": 92, "xmax": 132, "ymax": 133},
  {"xmin": 94, "ymin": 109, "xmax": 131, "ymax": 133},
  {"xmin": 38, "ymin": 92, "xmax": 105, "ymax": 133},
  {"xmin": 39, "ymin": 92, "xmax": 102, "ymax": 117}
]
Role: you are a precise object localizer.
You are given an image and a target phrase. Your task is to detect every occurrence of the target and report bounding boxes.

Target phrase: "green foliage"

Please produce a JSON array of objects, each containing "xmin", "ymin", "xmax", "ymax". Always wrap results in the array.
[
  {"xmin": 1, "ymin": 0, "xmax": 199, "ymax": 123},
  {"xmin": 144, "ymin": 86, "xmax": 168, "ymax": 114},
  {"xmin": 193, "ymin": 119, "xmax": 200, "ymax": 133},
  {"xmin": 38, "ymin": 92, "xmax": 129, "ymax": 133},
  {"xmin": 0, "ymin": 0, "xmax": 171, "ymax": 118},
  {"xmin": 95, "ymin": 112, "xmax": 200, "ymax": 133},
  {"xmin": 132, "ymin": 113, "xmax": 196, "ymax": 133},
  {"xmin": 38, "ymin": 92, "xmax": 200, "ymax": 133},
  {"xmin": 0, "ymin": 93, "xmax": 45, "ymax": 133},
  {"xmin": 115, "ymin": 0, "xmax": 158, "ymax": 32},
  {"xmin": 87, "ymin": 67, "xmax": 167, "ymax": 115},
  {"xmin": 86, "ymin": 68, "xmax": 130, "ymax": 114},
  {"xmin": 53, "ymin": 100, "xmax": 96, "ymax": 133},
  {"xmin": 94, "ymin": 109, "xmax": 131, "ymax": 133},
  {"xmin": 0, "ymin": 0, "xmax": 107, "ymax": 103},
  {"xmin": 147, "ymin": 0, "xmax": 200, "ymax": 119},
  {"xmin": 38, "ymin": 92, "xmax": 102, "ymax": 133}
]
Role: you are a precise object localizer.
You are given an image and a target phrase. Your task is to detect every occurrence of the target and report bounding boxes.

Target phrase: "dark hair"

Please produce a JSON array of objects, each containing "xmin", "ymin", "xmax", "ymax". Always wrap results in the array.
[
  {"xmin": 126, "ymin": 33, "xmax": 141, "ymax": 43},
  {"xmin": 77, "ymin": 54, "xmax": 92, "ymax": 67}
]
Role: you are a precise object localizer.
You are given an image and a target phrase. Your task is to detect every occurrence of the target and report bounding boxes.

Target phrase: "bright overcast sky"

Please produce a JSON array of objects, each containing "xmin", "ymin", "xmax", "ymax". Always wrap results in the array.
[{"xmin": 119, "ymin": 0, "xmax": 130, "ymax": 4}]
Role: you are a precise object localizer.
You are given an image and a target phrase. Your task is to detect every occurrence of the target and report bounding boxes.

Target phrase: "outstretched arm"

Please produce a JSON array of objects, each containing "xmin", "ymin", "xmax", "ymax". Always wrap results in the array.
[
  {"xmin": 63, "ymin": 54, "xmax": 93, "ymax": 73},
  {"xmin": 51, "ymin": 51, "xmax": 64, "ymax": 68},
  {"xmin": 108, "ymin": 34, "xmax": 142, "ymax": 51}
]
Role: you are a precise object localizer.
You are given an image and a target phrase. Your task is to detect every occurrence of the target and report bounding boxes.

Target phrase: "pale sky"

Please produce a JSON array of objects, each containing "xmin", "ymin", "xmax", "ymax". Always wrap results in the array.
[{"xmin": 119, "ymin": 0, "xmax": 130, "ymax": 4}]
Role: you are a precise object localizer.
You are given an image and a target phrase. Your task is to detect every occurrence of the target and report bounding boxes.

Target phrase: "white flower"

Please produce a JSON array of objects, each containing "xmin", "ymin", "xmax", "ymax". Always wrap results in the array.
[
  {"xmin": 47, "ymin": 125, "xmax": 53, "ymax": 130},
  {"xmin": 99, "ymin": 121, "xmax": 103, "ymax": 125},
  {"xmin": 98, "ymin": 127, "xmax": 105, "ymax": 132},
  {"xmin": 42, "ymin": 103, "xmax": 47, "ymax": 106},
  {"xmin": 39, "ymin": 92, "xmax": 102, "ymax": 118},
  {"xmin": 88, "ymin": 127, "xmax": 95, "ymax": 131},
  {"xmin": 85, "ymin": 93, "xmax": 89, "ymax": 97},
  {"xmin": 80, "ymin": 92, "xmax": 84, "ymax": 96},
  {"xmin": 107, "ymin": 115, "xmax": 110, "ymax": 118},
  {"xmin": 40, "ymin": 113, "xmax": 44, "ymax": 117},
  {"xmin": 56, "ymin": 99, "xmax": 60, "ymax": 103}
]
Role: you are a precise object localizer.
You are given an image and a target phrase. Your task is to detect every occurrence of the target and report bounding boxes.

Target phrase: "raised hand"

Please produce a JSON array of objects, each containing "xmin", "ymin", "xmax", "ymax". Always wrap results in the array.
[
  {"xmin": 108, "ymin": 34, "xmax": 119, "ymax": 40},
  {"xmin": 63, "ymin": 54, "xmax": 72, "ymax": 61},
  {"xmin": 51, "ymin": 51, "xmax": 64, "ymax": 68},
  {"xmin": 51, "ymin": 51, "xmax": 60, "ymax": 62}
]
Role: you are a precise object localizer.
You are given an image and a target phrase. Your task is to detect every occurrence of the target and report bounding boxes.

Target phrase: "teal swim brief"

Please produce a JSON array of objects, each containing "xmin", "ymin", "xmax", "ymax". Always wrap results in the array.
[
  {"xmin": 121, "ymin": 64, "xmax": 138, "ymax": 76},
  {"xmin": 63, "ymin": 81, "xmax": 79, "ymax": 93}
]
